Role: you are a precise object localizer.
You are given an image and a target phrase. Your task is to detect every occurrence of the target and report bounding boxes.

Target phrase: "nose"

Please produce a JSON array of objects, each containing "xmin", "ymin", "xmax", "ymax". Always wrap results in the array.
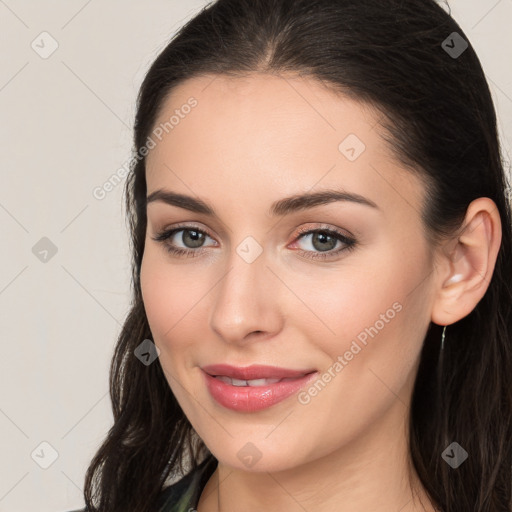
[{"xmin": 209, "ymin": 244, "xmax": 283, "ymax": 345}]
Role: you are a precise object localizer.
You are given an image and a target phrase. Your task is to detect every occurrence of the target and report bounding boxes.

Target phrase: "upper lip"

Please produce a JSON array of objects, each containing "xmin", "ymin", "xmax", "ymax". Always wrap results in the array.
[{"xmin": 201, "ymin": 364, "xmax": 317, "ymax": 380}]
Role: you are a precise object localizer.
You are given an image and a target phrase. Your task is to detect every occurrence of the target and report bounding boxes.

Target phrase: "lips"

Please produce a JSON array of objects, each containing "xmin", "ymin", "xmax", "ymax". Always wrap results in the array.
[
  {"xmin": 202, "ymin": 367, "xmax": 319, "ymax": 412},
  {"xmin": 201, "ymin": 363, "xmax": 316, "ymax": 381},
  {"xmin": 213, "ymin": 375, "xmax": 300, "ymax": 387}
]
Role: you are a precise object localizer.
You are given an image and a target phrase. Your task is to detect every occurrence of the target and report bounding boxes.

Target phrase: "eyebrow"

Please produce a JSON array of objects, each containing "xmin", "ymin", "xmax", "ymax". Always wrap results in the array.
[{"xmin": 146, "ymin": 188, "xmax": 379, "ymax": 217}]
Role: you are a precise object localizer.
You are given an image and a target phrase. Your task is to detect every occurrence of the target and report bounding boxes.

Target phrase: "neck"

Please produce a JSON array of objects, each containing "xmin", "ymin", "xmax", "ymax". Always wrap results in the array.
[{"xmin": 197, "ymin": 397, "xmax": 439, "ymax": 512}]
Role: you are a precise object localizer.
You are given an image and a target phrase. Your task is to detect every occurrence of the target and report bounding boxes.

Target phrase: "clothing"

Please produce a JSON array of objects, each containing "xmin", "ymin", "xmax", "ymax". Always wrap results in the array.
[
  {"xmin": 157, "ymin": 455, "xmax": 218, "ymax": 512},
  {"xmin": 64, "ymin": 456, "xmax": 218, "ymax": 512}
]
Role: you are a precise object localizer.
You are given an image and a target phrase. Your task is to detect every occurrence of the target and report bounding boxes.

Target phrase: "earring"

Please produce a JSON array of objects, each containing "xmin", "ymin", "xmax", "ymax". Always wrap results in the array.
[
  {"xmin": 445, "ymin": 273, "xmax": 463, "ymax": 286},
  {"xmin": 441, "ymin": 325, "xmax": 447, "ymax": 351}
]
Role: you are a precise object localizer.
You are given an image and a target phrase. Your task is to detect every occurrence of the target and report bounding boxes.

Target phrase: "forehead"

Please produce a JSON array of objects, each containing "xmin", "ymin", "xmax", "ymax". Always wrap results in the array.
[
  {"xmin": 145, "ymin": 73, "xmax": 425, "ymax": 220},
  {"xmin": 150, "ymin": 72, "xmax": 380, "ymax": 147}
]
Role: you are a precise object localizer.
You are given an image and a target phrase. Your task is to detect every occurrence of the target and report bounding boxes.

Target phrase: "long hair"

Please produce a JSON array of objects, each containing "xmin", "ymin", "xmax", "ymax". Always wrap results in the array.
[{"xmin": 83, "ymin": 1, "xmax": 512, "ymax": 510}]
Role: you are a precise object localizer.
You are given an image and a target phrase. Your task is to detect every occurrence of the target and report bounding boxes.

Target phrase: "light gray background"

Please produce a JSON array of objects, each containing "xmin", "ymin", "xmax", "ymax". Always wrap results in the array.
[{"xmin": 0, "ymin": 1, "xmax": 511, "ymax": 511}]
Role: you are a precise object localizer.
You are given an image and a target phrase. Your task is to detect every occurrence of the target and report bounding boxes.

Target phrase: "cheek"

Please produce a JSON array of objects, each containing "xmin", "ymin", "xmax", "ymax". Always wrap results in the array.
[
  {"xmin": 139, "ymin": 246, "xmax": 214, "ymax": 372},
  {"xmin": 140, "ymin": 249, "xmax": 194, "ymax": 345},
  {"xmin": 140, "ymin": 252, "xmax": 171, "ymax": 335},
  {"xmin": 139, "ymin": 251, "xmax": 199, "ymax": 405},
  {"xmin": 307, "ymin": 246, "xmax": 431, "ymax": 386},
  {"xmin": 298, "ymin": 261, "xmax": 399, "ymax": 347},
  {"xmin": 293, "ymin": 260, "xmax": 430, "ymax": 453}
]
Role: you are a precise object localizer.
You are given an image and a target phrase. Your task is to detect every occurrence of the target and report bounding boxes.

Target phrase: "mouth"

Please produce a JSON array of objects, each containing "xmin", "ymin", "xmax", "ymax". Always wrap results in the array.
[
  {"xmin": 210, "ymin": 375, "xmax": 304, "ymax": 387},
  {"xmin": 201, "ymin": 363, "xmax": 317, "ymax": 382},
  {"xmin": 201, "ymin": 364, "xmax": 319, "ymax": 412}
]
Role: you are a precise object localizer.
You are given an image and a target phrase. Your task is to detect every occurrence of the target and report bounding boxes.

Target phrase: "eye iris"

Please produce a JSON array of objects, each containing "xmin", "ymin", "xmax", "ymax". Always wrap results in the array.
[
  {"xmin": 312, "ymin": 232, "xmax": 337, "ymax": 252},
  {"xmin": 183, "ymin": 229, "xmax": 205, "ymax": 248}
]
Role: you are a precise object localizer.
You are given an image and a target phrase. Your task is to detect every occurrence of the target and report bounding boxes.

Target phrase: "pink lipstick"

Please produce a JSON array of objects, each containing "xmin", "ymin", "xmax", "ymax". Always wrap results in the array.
[{"xmin": 201, "ymin": 364, "xmax": 318, "ymax": 412}]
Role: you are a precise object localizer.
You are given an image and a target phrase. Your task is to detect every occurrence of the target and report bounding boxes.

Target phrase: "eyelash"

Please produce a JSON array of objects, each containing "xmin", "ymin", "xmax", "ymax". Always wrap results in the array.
[{"xmin": 152, "ymin": 223, "xmax": 357, "ymax": 261}]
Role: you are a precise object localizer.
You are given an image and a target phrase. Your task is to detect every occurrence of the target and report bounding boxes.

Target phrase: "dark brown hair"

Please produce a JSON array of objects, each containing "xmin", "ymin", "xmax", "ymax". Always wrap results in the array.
[{"xmin": 83, "ymin": 1, "xmax": 512, "ymax": 510}]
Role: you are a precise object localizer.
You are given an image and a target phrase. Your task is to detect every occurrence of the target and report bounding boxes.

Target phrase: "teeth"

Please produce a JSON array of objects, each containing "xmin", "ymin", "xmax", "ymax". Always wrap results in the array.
[
  {"xmin": 246, "ymin": 378, "xmax": 281, "ymax": 386},
  {"xmin": 215, "ymin": 376, "xmax": 282, "ymax": 386},
  {"xmin": 232, "ymin": 378, "xmax": 249, "ymax": 386}
]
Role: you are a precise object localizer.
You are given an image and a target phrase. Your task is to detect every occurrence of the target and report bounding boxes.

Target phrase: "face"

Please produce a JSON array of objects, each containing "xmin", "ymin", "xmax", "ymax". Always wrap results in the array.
[{"xmin": 140, "ymin": 73, "xmax": 437, "ymax": 473}]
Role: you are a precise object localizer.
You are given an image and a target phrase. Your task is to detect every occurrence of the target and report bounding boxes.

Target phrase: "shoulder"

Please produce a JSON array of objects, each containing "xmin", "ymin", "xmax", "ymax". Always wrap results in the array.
[
  {"xmin": 59, "ymin": 457, "xmax": 218, "ymax": 512},
  {"xmin": 157, "ymin": 455, "xmax": 218, "ymax": 512}
]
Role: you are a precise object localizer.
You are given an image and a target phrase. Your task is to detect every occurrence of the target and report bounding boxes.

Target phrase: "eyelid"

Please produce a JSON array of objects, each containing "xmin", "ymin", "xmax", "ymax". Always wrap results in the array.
[
  {"xmin": 154, "ymin": 221, "xmax": 216, "ymax": 240},
  {"xmin": 294, "ymin": 223, "xmax": 354, "ymax": 239},
  {"xmin": 152, "ymin": 221, "xmax": 357, "ymax": 260},
  {"xmin": 154, "ymin": 221, "xmax": 352, "ymax": 241},
  {"xmin": 289, "ymin": 224, "xmax": 357, "ymax": 258}
]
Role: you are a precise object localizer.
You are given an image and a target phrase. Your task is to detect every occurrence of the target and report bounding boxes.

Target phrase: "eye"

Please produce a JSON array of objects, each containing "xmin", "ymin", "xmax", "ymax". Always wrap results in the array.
[
  {"xmin": 152, "ymin": 223, "xmax": 357, "ymax": 261},
  {"xmin": 290, "ymin": 225, "xmax": 357, "ymax": 260},
  {"xmin": 152, "ymin": 224, "xmax": 217, "ymax": 257}
]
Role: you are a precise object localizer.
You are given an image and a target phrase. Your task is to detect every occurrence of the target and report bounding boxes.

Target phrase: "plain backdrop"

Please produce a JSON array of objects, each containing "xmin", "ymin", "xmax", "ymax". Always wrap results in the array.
[{"xmin": 0, "ymin": 1, "xmax": 511, "ymax": 511}]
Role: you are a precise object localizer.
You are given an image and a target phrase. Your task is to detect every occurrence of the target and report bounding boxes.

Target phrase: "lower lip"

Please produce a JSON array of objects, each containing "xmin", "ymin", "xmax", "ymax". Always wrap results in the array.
[{"xmin": 202, "ymin": 370, "xmax": 318, "ymax": 412}]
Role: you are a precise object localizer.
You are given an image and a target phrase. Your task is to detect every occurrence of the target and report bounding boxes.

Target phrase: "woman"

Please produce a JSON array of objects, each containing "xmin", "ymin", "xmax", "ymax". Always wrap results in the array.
[{"xmin": 78, "ymin": 0, "xmax": 512, "ymax": 511}]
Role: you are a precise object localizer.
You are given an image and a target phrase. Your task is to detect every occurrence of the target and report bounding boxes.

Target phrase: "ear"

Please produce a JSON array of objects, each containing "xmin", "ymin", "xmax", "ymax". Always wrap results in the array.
[{"xmin": 431, "ymin": 197, "xmax": 502, "ymax": 326}]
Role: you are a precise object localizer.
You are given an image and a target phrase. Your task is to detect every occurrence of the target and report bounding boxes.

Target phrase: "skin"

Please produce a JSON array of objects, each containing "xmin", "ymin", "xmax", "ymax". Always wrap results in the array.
[{"xmin": 140, "ymin": 73, "xmax": 502, "ymax": 512}]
